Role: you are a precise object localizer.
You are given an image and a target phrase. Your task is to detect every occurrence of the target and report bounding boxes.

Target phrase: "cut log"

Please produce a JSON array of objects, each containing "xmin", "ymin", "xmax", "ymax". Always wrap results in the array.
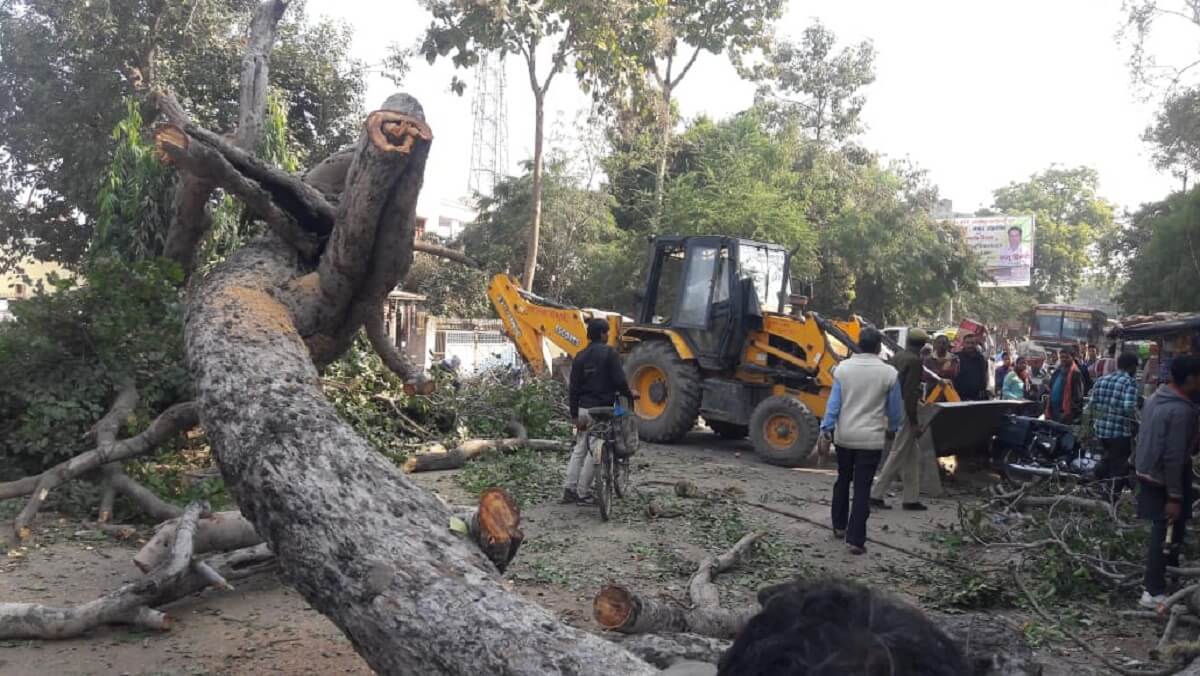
[
  {"xmin": 8, "ymin": 402, "xmax": 199, "ymax": 540},
  {"xmin": 133, "ymin": 509, "xmax": 261, "ymax": 573},
  {"xmin": 403, "ymin": 438, "xmax": 568, "ymax": 473},
  {"xmin": 0, "ymin": 502, "xmax": 205, "ymax": 639},
  {"xmin": 455, "ymin": 488, "xmax": 524, "ymax": 574},
  {"xmin": 689, "ymin": 531, "xmax": 765, "ymax": 610},
  {"xmin": 594, "ymin": 585, "xmax": 756, "ymax": 639}
]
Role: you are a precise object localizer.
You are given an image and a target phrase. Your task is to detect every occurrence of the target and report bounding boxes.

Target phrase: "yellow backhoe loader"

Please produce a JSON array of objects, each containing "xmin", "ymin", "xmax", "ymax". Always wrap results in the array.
[{"xmin": 488, "ymin": 235, "xmax": 1014, "ymax": 466}]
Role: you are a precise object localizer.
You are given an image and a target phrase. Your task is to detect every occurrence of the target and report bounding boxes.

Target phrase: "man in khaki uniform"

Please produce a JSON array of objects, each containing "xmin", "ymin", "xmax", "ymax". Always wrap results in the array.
[{"xmin": 871, "ymin": 329, "xmax": 930, "ymax": 511}]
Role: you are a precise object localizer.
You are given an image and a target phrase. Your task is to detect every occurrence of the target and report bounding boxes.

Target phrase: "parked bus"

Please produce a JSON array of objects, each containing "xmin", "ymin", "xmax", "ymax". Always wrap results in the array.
[{"xmin": 1029, "ymin": 304, "xmax": 1107, "ymax": 350}]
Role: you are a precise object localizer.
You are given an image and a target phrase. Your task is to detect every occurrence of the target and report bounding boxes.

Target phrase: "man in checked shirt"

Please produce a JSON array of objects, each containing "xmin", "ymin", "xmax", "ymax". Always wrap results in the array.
[{"xmin": 1088, "ymin": 352, "xmax": 1141, "ymax": 502}]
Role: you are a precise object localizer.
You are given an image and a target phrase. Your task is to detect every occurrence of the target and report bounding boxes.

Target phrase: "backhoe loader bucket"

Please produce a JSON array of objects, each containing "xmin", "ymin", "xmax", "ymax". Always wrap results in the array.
[{"xmin": 918, "ymin": 400, "xmax": 1028, "ymax": 457}]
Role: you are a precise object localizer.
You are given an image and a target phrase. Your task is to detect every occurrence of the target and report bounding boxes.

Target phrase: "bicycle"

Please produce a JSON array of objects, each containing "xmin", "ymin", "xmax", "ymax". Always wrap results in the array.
[{"xmin": 584, "ymin": 401, "xmax": 634, "ymax": 522}]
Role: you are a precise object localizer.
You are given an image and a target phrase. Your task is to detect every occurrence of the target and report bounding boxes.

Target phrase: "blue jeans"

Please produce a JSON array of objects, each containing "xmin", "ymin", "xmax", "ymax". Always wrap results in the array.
[{"xmin": 832, "ymin": 448, "xmax": 882, "ymax": 547}]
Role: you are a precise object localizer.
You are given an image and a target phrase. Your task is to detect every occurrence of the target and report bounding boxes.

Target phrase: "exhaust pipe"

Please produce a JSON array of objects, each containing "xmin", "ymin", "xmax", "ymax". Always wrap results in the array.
[{"xmin": 1004, "ymin": 463, "xmax": 1065, "ymax": 478}]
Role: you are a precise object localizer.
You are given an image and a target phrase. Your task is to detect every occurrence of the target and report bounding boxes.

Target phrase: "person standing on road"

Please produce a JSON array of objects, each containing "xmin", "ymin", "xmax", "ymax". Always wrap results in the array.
[
  {"xmin": 1046, "ymin": 346, "xmax": 1086, "ymax": 425},
  {"xmin": 953, "ymin": 333, "xmax": 989, "ymax": 400},
  {"xmin": 563, "ymin": 318, "xmax": 634, "ymax": 505},
  {"xmin": 819, "ymin": 328, "xmax": 903, "ymax": 555},
  {"xmin": 927, "ymin": 335, "xmax": 959, "ymax": 380},
  {"xmin": 1089, "ymin": 353, "xmax": 1141, "ymax": 502},
  {"xmin": 870, "ymin": 329, "xmax": 930, "ymax": 512},
  {"xmin": 1134, "ymin": 355, "xmax": 1200, "ymax": 609},
  {"xmin": 995, "ymin": 351, "xmax": 1013, "ymax": 395}
]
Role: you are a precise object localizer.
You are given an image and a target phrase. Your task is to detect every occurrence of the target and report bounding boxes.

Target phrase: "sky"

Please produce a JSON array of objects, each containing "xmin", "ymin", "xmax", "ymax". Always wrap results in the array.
[{"xmin": 308, "ymin": 0, "xmax": 1189, "ymax": 217}]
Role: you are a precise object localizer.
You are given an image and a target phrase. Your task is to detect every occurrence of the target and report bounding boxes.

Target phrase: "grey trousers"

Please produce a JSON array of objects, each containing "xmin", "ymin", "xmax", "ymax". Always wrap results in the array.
[
  {"xmin": 870, "ymin": 419, "xmax": 920, "ymax": 503},
  {"xmin": 564, "ymin": 411, "xmax": 598, "ymax": 497}
]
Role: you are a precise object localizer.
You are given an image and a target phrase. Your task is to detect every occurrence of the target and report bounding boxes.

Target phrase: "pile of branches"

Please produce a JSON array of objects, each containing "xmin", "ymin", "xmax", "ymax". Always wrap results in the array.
[{"xmin": 958, "ymin": 480, "xmax": 1200, "ymax": 675}]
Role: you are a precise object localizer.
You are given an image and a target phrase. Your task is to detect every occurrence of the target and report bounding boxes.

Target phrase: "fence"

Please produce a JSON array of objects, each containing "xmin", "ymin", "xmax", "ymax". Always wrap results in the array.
[{"xmin": 432, "ymin": 318, "xmax": 518, "ymax": 376}]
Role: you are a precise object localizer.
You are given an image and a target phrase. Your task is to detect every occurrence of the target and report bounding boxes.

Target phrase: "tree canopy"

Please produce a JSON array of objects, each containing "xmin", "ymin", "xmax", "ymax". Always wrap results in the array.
[{"xmin": 0, "ymin": 0, "xmax": 368, "ymax": 268}]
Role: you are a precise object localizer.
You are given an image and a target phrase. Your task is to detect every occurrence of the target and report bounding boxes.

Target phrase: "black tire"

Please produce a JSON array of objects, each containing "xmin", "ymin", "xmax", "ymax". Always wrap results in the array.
[
  {"xmin": 595, "ymin": 444, "xmax": 612, "ymax": 521},
  {"xmin": 749, "ymin": 396, "xmax": 821, "ymax": 467},
  {"xmin": 624, "ymin": 340, "xmax": 702, "ymax": 443},
  {"xmin": 708, "ymin": 420, "xmax": 749, "ymax": 440}
]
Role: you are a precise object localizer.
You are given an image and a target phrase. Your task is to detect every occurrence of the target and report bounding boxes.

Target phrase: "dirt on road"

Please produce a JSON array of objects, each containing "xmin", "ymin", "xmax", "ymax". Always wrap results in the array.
[{"xmin": 0, "ymin": 434, "xmax": 1157, "ymax": 675}]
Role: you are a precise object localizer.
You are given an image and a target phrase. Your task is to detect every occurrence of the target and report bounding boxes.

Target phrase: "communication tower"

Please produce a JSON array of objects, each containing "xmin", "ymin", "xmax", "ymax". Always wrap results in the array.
[{"xmin": 468, "ymin": 54, "xmax": 509, "ymax": 198}]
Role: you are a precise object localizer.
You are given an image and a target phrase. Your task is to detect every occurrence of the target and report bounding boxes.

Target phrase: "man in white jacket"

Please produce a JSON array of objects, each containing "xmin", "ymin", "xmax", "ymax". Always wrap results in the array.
[{"xmin": 820, "ymin": 328, "xmax": 903, "ymax": 555}]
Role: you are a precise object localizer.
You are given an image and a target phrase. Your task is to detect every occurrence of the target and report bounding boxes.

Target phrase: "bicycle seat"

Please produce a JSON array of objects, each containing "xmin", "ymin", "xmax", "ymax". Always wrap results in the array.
[{"xmin": 587, "ymin": 406, "xmax": 616, "ymax": 421}]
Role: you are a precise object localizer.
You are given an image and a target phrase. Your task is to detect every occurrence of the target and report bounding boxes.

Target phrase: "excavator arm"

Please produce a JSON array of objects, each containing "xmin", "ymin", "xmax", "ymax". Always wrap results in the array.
[{"xmin": 487, "ymin": 273, "xmax": 621, "ymax": 377}]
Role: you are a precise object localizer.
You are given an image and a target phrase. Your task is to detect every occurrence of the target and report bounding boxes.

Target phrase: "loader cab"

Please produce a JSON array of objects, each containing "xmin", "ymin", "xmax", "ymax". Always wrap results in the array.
[{"xmin": 637, "ymin": 236, "xmax": 789, "ymax": 371}]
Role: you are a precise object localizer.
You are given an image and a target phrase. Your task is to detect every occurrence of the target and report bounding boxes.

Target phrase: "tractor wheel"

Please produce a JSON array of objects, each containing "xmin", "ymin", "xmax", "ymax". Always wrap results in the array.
[
  {"xmin": 708, "ymin": 420, "xmax": 749, "ymax": 440},
  {"xmin": 749, "ymin": 396, "xmax": 820, "ymax": 467},
  {"xmin": 624, "ymin": 340, "xmax": 702, "ymax": 443}
]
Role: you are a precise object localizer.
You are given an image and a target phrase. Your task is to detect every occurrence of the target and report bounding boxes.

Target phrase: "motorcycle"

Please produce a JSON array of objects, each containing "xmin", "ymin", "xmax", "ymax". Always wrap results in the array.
[{"xmin": 989, "ymin": 414, "xmax": 1104, "ymax": 482}]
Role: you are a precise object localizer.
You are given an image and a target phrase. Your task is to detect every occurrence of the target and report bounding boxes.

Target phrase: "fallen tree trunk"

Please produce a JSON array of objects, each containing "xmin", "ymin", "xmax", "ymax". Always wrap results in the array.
[
  {"xmin": 594, "ymin": 585, "xmax": 756, "ymax": 639},
  {"xmin": 403, "ymin": 437, "xmax": 569, "ymax": 473},
  {"xmin": 611, "ymin": 633, "xmax": 731, "ymax": 669}
]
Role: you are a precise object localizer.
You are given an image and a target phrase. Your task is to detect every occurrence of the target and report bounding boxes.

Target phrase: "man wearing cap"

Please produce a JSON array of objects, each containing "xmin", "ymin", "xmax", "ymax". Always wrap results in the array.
[
  {"xmin": 564, "ymin": 318, "xmax": 635, "ymax": 504},
  {"xmin": 870, "ymin": 328, "xmax": 931, "ymax": 511}
]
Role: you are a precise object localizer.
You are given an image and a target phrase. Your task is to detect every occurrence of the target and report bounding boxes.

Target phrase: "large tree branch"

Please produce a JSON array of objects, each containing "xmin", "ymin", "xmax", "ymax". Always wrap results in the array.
[
  {"xmin": 154, "ymin": 125, "xmax": 323, "ymax": 258},
  {"xmin": 236, "ymin": 0, "xmax": 289, "ymax": 149},
  {"xmin": 364, "ymin": 303, "xmax": 423, "ymax": 382},
  {"xmin": 0, "ymin": 502, "xmax": 205, "ymax": 639},
  {"xmin": 6, "ymin": 402, "xmax": 199, "ymax": 540},
  {"xmin": 161, "ymin": 0, "xmax": 289, "ymax": 276},
  {"xmin": 184, "ymin": 235, "xmax": 655, "ymax": 673},
  {"xmin": 94, "ymin": 381, "xmax": 140, "ymax": 524},
  {"xmin": 670, "ymin": 45, "xmax": 704, "ymax": 89}
]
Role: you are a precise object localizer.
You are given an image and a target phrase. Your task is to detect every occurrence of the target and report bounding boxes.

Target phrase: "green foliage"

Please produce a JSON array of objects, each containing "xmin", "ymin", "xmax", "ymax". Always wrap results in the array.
[
  {"xmin": 92, "ymin": 99, "xmax": 174, "ymax": 262},
  {"xmin": 322, "ymin": 336, "xmax": 413, "ymax": 464},
  {"xmin": 663, "ymin": 113, "xmax": 817, "ymax": 276},
  {"xmin": 991, "ymin": 166, "xmax": 1115, "ymax": 303},
  {"xmin": 0, "ymin": 259, "xmax": 188, "ymax": 471},
  {"xmin": 1116, "ymin": 188, "xmax": 1200, "ymax": 313},
  {"xmin": 749, "ymin": 20, "xmax": 877, "ymax": 142},
  {"xmin": 460, "ymin": 159, "xmax": 632, "ymax": 309},
  {"xmin": 0, "ymin": 0, "xmax": 365, "ymax": 267},
  {"xmin": 126, "ymin": 450, "xmax": 235, "ymax": 512},
  {"xmin": 456, "ymin": 446, "xmax": 567, "ymax": 507}
]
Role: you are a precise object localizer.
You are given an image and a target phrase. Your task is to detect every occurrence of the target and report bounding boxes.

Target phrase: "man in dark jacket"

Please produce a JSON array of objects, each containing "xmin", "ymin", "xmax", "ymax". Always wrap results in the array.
[
  {"xmin": 1134, "ymin": 355, "xmax": 1200, "ymax": 608},
  {"xmin": 953, "ymin": 333, "xmax": 989, "ymax": 400},
  {"xmin": 871, "ymin": 329, "xmax": 930, "ymax": 511},
  {"xmin": 563, "ymin": 318, "xmax": 634, "ymax": 504}
]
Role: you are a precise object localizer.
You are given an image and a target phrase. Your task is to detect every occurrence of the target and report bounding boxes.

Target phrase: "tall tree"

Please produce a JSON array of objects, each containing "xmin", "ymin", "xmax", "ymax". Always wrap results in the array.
[
  {"xmin": 1123, "ymin": 1, "xmax": 1200, "ymax": 188},
  {"xmin": 0, "ymin": 0, "xmax": 368, "ymax": 270},
  {"xmin": 1114, "ymin": 188, "xmax": 1200, "ymax": 313},
  {"xmin": 991, "ymin": 166, "xmax": 1115, "ymax": 303},
  {"xmin": 641, "ymin": 0, "xmax": 784, "ymax": 223},
  {"xmin": 750, "ymin": 20, "xmax": 876, "ymax": 143},
  {"xmin": 419, "ymin": 0, "xmax": 584, "ymax": 291}
]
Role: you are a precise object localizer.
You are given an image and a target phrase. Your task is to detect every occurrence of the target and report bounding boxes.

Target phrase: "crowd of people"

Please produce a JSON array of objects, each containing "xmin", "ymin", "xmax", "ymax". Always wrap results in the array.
[{"xmin": 561, "ymin": 317, "xmax": 1200, "ymax": 671}]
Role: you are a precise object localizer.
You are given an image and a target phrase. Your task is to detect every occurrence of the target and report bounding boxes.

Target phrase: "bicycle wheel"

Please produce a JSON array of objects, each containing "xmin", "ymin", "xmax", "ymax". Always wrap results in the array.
[
  {"xmin": 613, "ymin": 455, "xmax": 631, "ymax": 498},
  {"xmin": 595, "ymin": 444, "xmax": 613, "ymax": 522}
]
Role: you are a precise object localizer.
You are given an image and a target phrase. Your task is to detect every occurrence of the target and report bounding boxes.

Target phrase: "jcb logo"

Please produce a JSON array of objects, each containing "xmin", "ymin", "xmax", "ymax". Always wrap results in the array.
[{"xmin": 555, "ymin": 325, "xmax": 580, "ymax": 347}]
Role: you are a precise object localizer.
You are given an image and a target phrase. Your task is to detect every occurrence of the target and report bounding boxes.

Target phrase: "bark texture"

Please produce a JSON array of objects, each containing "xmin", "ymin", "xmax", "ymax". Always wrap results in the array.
[{"xmin": 185, "ymin": 240, "xmax": 653, "ymax": 673}]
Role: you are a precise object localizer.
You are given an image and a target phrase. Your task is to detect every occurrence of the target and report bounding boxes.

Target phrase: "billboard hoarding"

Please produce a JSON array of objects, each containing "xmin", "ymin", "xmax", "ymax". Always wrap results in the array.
[{"xmin": 952, "ymin": 215, "xmax": 1035, "ymax": 288}]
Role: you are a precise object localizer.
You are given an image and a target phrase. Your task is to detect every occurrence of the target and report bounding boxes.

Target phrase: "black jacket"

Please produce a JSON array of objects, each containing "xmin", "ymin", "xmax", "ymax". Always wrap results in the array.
[
  {"xmin": 889, "ymin": 348, "xmax": 924, "ymax": 426},
  {"xmin": 954, "ymin": 348, "xmax": 989, "ymax": 400},
  {"xmin": 569, "ymin": 342, "xmax": 634, "ymax": 418}
]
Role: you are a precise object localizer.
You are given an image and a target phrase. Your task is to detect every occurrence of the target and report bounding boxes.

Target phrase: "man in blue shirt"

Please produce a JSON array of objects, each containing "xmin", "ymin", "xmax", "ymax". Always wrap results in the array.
[
  {"xmin": 1088, "ymin": 352, "xmax": 1141, "ymax": 502},
  {"xmin": 820, "ymin": 328, "xmax": 903, "ymax": 555}
]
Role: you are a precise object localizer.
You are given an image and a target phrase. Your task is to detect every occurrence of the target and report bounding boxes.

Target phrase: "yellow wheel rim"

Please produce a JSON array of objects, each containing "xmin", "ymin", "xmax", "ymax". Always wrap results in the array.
[
  {"xmin": 633, "ymin": 365, "xmax": 668, "ymax": 419},
  {"xmin": 764, "ymin": 414, "xmax": 799, "ymax": 450}
]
